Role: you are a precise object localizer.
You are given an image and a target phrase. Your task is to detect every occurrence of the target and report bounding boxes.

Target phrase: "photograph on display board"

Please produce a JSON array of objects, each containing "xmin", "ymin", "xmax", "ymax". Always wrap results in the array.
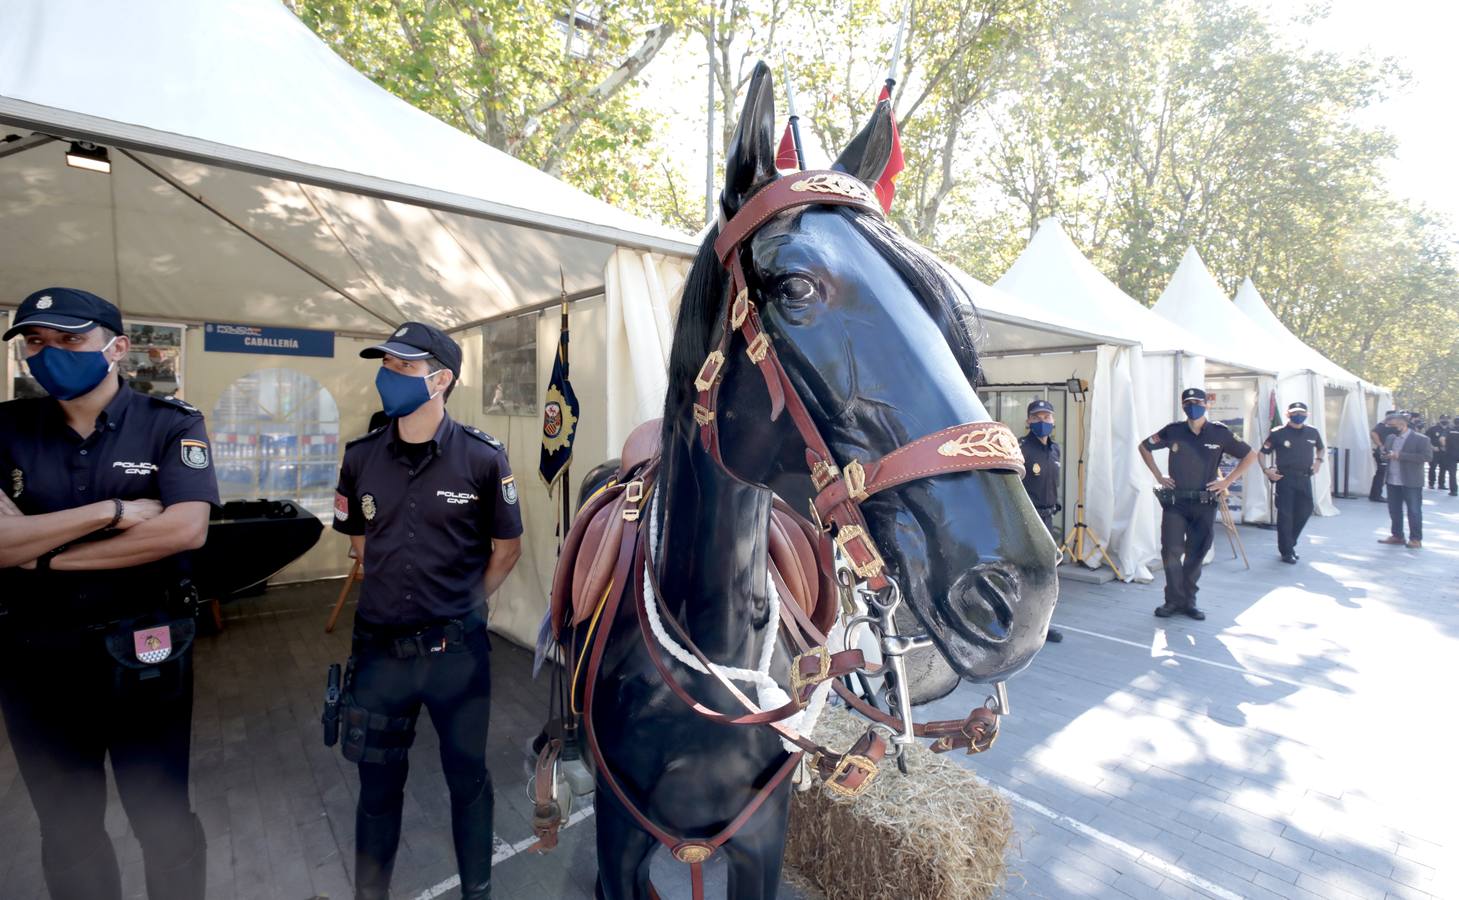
[{"xmin": 481, "ymin": 314, "xmax": 537, "ymax": 417}]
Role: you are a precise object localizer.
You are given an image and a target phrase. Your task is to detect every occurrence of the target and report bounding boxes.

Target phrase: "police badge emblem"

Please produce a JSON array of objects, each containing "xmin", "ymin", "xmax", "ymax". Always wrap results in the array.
[
  {"xmin": 501, "ymin": 475, "xmax": 518, "ymax": 505},
  {"xmin": 362, "ymin": 493, "xmax": 378, "ymax": 521},
  {"xmin": 10, "ymin": 468, "xmax": 21, "ymax": 498},
  {"xmin": 36, "ymin": 295, "xmax": 53, "ymax": 309},
  {"xmin": 1032, "ymin": 462, "xmax": 1042, "ymax": 475},
  {"xmin": 180, "ymin": 439, "xmax": 210, "ymax": 469},
  {"xmin": 133, "ymin": 625, "xmax": 172, "ymax": 664},
  {"xmin": 1283, "ymin": 439, "xmax": 1292, "ymax": 448}
]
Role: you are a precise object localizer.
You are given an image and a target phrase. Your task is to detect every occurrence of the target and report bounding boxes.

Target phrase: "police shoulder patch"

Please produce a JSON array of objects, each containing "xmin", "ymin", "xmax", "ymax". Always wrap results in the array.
[
  {"xmin": 180, "ymin": 438, "xmax": 210, "ymax": 469},
  {"xmin": 501, "ymin": 474, "xmax": 518, "ymax": 505},
  {"xmin": 464, "ymin": 425, "xmax": 504, "ymax": 449},
  {"xmin": 150, "ymin": 394, "xmax": 201, "ymax": 416}
]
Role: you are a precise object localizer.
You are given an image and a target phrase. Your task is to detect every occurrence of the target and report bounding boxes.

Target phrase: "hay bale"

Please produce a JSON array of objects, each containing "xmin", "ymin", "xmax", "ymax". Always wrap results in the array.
[{"xmin": 784, "ymin": 706, "xmax": 1012, "ymax": 900}]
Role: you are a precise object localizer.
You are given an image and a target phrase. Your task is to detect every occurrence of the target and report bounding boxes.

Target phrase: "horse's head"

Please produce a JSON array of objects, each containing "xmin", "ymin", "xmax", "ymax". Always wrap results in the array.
[{"xmin": 665, "ymin": 63, "xmax": 1057, "ymax": 683}]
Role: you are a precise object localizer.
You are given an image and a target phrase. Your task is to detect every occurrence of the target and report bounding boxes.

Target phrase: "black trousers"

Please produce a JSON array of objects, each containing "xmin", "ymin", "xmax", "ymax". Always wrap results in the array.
[
  {"xmin": 1434, "ymin": 455, "xmax": 1456, "ymax": 493},
  {"xmin": 349, "ymin": 620, "xmax": 494, "ymax": 900},
  {"xmin": 1387, "ymin": 485, "xmax": 1423, "ymax": 541},
  {"xmin": 1369, "ymin": 458, "xmax": 1388, "ymax": 501},
  {"xmin": 1274, "ymin": 473, "xmax": 1315, "ymax": 557},
  {"xmin": 0, "ymin": 630, "xmax": 203, "ymax": 900},
  {"xmin": 1160, "ymin": 501, "xmax": 1217, "ymax": 608}
]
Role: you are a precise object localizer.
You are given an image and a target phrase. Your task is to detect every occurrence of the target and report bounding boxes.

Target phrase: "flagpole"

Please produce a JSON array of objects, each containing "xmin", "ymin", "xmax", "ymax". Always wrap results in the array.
[
  {"xmin": 558, "ymin": 270, "xmax": 572, "ymax": 534},
  {"xmin": 782, "ymin": 54, "xmax": 806, "ymax": 171},
  {"xmin": 886, "ymin": 1, "xmax": 910, "ymax": 95}
]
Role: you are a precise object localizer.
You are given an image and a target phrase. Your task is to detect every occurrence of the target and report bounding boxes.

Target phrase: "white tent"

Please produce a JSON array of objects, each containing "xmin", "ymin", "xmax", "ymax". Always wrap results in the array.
[
  {"xmin": 0, "ymin": 0, "xmax": 697, "ymax": 647},
  {"xmin": 1151, "ymin": 248, "xmax": 1286, "ymax": 524},
  {"xmin": 1233, "ymin": 278, "xmax": 1390, "ymax": 508}
]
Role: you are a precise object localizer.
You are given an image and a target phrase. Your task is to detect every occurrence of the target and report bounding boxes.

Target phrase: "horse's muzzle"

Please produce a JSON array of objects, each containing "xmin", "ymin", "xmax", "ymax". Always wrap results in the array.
[{"xmin": 944, "ymin": 562, "xmax": 1019, "ymax": 646}]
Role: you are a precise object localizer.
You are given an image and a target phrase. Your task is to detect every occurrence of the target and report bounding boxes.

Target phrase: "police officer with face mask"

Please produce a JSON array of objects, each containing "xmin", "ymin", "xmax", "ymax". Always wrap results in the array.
[
  {"xmin": 332, "ymin": 322, "xmax": 523, "ymax": 900},
  {"xmin": 0, "ymin": 288, "xmax": 216, "ymax": 900},
  {"xmin": 1426, "ymin": 414, "xmax": 1450, "ymax": 491},
  {"xmin": 1019, "ymin": 399, "xmax": 1063, "ymax": 643},
  {"xmin": 1369, "ymin": 412, "xmax": 1398, "ymax": 502},
  {"xmin": 1261, "ymin": 401, "xmax": 1324, "ymax": 564},
  {"xmin": 1138, "ymin": 388, "xmax": 1259, "ymax": 620},
  {"xmin": 1438, "ymin": 415, "xmax": 1458, "ymax": 496}
]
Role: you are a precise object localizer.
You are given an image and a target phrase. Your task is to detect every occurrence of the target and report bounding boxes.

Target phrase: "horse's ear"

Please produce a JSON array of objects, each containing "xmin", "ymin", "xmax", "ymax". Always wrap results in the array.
[
  {"xmin": 721, "ymin": 61, "xmax": 779, "ymax": 221},
  {"xmin": 833, "ymin": 98, "xmax": 895, "ymax": 186}
]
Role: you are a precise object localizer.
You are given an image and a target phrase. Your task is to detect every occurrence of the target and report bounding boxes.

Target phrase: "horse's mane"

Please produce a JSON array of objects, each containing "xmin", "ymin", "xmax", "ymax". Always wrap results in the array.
[{"xmin": 661, "ymin": 206, "xmax": 981, "ymax": 447}]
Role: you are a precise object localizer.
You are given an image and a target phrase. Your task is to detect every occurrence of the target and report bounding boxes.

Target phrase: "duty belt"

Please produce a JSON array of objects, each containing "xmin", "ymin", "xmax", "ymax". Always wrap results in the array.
[
  {"xmin": 354, "ymin": 610, "xmax": 484, "ymax": 659},
  {"xmin": 1155, "ymin": 488, "xmax": 1217, "ymax": 505}
]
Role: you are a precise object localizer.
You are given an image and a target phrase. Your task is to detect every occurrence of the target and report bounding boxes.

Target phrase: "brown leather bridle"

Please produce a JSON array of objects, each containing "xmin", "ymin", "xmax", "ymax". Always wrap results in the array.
[
  {"xmin": 694, "ymin": 170, "xmax": 1025, "ymax": 590},
  {"xmin": 547, "ymin": 171, "xmax": 1027, "ymax": 899}
]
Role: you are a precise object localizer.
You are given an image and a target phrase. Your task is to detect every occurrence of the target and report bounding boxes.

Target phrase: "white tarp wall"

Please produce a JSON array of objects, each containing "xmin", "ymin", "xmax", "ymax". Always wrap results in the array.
[
  {"xmin": 1089, "ymin": 345, "xmax": 1158, "ymax": 581},
  {"xmin": 604, "ymin": 249, "xmax": 690, "ymax": 451}
]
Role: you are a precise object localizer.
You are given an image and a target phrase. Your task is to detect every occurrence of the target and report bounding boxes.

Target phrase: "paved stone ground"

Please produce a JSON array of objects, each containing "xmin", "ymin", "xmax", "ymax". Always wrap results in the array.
[{"xmin": 0, "ymin": 491, "xmax": 1453, "ymax": 899}]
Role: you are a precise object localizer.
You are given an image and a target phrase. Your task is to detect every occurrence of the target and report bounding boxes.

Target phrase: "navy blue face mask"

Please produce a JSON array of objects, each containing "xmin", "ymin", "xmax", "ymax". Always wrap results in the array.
[
  {"xmin": 1029, "ymin": 421, "xmax": 1054, "ymax": 438},
  {"xmin": 1289, "ymin": 414, "xmax": 1307, "ymax": 425},
  {"xmin": 26, "ymin": 337, "xmax": 118, "ymax": 400},
  {"xmin": 1184, "ymin": 403, "xmax": 1206, "ymax": 421},
  {"xmin": 375, "ymin": 366, "xmax": 444, "ymax": 418}
]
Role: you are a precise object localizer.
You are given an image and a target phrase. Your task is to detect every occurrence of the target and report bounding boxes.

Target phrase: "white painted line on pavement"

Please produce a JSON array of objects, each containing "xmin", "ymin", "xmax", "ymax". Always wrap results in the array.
[
  {"xmin": 1056, "ymin": 623, "xmax": 1315, "ymax": 690},
  {"xmin": 413, "ymin": 805, "xmax": 596, "ymax": 900},
  {"xmin": 989, "ymin": 780, "xmax": 1245, "ymax": 900}
]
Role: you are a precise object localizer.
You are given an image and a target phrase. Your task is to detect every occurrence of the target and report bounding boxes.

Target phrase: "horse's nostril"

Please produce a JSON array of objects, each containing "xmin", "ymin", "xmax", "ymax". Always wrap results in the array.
[{"xmin": 947, "ymin": 563, "xmax": 1019, "ymax": 642}]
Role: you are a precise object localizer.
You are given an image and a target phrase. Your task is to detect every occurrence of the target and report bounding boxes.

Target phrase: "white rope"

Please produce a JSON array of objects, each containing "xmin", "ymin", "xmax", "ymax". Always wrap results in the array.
[{"xmin": 645, "ymin": 501, "xmax": 832, "ymax": 752}]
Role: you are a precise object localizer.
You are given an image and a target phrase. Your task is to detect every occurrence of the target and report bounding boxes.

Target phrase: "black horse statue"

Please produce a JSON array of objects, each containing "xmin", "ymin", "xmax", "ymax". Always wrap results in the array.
[{"xmin": 563, "ymin": 63, "xmax": 1059, "ymax": 900}]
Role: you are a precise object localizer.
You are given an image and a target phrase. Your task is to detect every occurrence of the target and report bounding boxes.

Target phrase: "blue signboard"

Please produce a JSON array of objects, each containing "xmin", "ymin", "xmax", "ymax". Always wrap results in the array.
[{"xmin": 204, "ymin": 322, "xmax": 334, "ymax": 358}]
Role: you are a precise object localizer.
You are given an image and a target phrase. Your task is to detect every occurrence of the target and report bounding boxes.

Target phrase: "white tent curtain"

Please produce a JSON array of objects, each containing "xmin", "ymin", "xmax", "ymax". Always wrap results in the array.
[
  {"xmin": 1086, "ymin": 344, "xmax": 1158, "ymax": 581},
  {"xmin": 1242, "ymin": 374, "xmax": 1278, "ymax": 524},
  {"xmin": 1338, "ymin": 386, "xmax": 1376, "ymax": 496},
  {"xmin": 603, "ymin": 248, "xmax": 691, "ymax": 452}
]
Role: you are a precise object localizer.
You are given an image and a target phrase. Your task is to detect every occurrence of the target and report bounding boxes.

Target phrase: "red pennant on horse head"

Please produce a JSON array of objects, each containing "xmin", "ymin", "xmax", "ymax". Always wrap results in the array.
[
  {"xmin": 775, "ymin": 122, "xmax": 799, "ymax": 171},
  {"xmin": 874, "ymin": 85, "xmax": 904, "ymax": 214}
]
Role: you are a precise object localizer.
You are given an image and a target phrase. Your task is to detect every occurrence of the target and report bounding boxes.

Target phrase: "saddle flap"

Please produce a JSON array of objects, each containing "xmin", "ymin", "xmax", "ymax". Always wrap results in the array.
[
  {"xmin": 619, "ymin": 419, "xmax": 662, "ymax": 479},
  {"xmin": 550, "ymin": 483, "xmax": 624, "ymax": 638},
  {"xmin": 768, "ymin": 501, "xmax": 838, "ymax": 635}
]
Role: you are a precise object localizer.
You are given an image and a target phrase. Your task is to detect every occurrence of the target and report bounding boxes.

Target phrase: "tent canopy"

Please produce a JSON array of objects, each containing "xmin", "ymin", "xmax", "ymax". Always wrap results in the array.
[
  {"xmin": 1152, "ymin": 248, "xmax": 1292, "ymax": 376},
  {"xmin": 995, "ymin": 220, "xmax": 1272, "ymax": 376},
  {"xmin": 0, "ymin": 0, "xmax": 696, "ymax": 333},
  {"xmin": 945, "ymin": 265, "xmax": 1137, "ymax": 355},
  {"xmin": 1232, "ymin": 278, "xmax": 1383, "ymax": 392}
]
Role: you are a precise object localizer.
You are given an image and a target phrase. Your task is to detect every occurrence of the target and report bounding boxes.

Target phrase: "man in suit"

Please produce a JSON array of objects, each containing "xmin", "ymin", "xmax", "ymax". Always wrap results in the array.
[{"xmin": 1377, "ymin": 410, "xmax": 1433, "ymax": 549}]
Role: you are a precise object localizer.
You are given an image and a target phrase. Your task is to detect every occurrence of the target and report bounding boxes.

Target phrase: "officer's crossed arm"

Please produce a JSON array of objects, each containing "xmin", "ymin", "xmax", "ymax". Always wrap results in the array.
[
  {"xmin": 482, "ymin": 459, "xmax": 525, "ymax": 599},
  {"xmin": 483, "ymin": 538, "xmax": 522, "ymax": 598},
  {"xmin": 1138, "ymin": 429, "xmax": 1176, "ymax": 489},
  {"xmin": 0, "ymin": 493, "xmax": 166, "ymax": 569},
  {"xmin": 47, "ymin": 501, "xmax": 210, "ymax": 571},
  {"xmin": 1209, "ymin": 438, "xmax": 1260, "ymax": 494},
  {"xmin": 1260, "ymin": 436, "xmax": 1283, "ymax": 482}
]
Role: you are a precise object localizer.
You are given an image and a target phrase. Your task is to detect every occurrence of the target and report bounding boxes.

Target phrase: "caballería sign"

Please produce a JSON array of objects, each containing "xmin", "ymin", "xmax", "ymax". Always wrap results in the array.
[{"xmin": 204, "ymin": 322, "xmax": 334, "ymax": 358}]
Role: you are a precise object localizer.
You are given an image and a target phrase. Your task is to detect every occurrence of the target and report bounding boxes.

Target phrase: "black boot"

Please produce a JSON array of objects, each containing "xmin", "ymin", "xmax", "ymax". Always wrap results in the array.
[
  {"xmin": 42, "ymin": 830, "xmax": 123, "ymax": 900},
  {"xmin": 355, "ymin": 806, "xmax": 404, "ymax": 900},
  {"xmin": 451, "ymin": 776, "xmax": 495, "ymax": 900},
  {"xmin": 143, "ymin": 813, "xmax": 207, "ymax": 900}
]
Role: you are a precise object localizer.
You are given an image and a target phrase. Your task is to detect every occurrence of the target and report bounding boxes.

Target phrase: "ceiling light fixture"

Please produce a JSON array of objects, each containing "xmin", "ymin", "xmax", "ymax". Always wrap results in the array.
[{"xmin": 64, "ymin": 141, "xmax": 111, "ymax": 174}]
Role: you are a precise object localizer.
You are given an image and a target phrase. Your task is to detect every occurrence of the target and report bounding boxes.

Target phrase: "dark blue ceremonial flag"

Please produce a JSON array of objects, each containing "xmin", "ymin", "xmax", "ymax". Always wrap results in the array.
[{"xmin": 539, "ymin": 306, "xmax": 579, "ymax": 490}]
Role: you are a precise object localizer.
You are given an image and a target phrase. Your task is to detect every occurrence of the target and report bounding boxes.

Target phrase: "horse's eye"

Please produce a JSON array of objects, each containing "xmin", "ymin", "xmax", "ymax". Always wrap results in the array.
[{"xmin": 775, "ymin": 275, "xmax": 816, "ymax": 306}]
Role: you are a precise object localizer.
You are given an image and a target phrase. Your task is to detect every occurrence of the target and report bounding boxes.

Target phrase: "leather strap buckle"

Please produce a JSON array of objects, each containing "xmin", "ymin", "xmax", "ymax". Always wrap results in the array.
[
  {"xmin": 789, "ymin": 645, "xmax": 832, "ymax": 702},
  {"xmin": 693, "ymin": 404, "xmax": 715, "ymax": 426},
  {"xmin": 622, "ymin": 480, "xmax": 646, "ymax": 522},
  {"xmin": 843, "ymin": 458, "xmax": 869, "ymax": 501},
  {"xmin": 810, "ymin": 458, "xmax": 840, "ymax": 492},
  {"xmin": 693, "ymin": 351, "xmax": 726, "ymax": 392},
  {"xmin": 823, "ymin": 751, "xmax": 879, "ymax": 798},
  {"xmin": 746, "ymin": 332, "xmax": 770, "ymax": 364},
  {"xmin": 834, "ymin": 524, "xmax": 885, "ymax": 580},
  {"xmin": 730, "ymin": 290, "xmax": 751, "ymax": 329}
]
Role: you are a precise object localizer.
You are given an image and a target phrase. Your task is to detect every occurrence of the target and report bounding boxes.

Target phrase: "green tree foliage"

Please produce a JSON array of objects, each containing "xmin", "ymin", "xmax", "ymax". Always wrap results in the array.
[
  {"xmin": 284, "ymin": 0, "xmax": 695, "ymax": 213},
  {"xmin": 287, "ymin": 0, "xmax": 1455, "ymax": 408}
]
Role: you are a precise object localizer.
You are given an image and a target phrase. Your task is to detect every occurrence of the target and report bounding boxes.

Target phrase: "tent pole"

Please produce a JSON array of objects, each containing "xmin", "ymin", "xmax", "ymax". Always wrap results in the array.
[{"xmin": 118, "ymin": 148, "xmax": 398, "ymax": 331}]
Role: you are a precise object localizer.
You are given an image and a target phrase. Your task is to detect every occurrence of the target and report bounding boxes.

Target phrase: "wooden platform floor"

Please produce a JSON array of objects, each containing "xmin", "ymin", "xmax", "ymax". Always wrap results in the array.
[{"xmin": 2, "ymin": 490, "xmax": 1455, "ymax": 899}]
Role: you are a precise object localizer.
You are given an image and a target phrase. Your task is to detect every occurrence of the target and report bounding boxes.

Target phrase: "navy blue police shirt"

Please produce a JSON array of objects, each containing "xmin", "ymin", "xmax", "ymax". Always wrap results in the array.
[
  {"xmin": 1261, "ymin": 423, "xmax": 1324, "ymax": 472},
  {"xmin": 333, "ymin": 415, "xmax": 524, "ymax": 625},
  {"xmin": 0, "ymin": 379, "xmax": 220, "ymax": 623},
  {"xmin": 1019, "ymin": 433, "xmax": 1061, "ymax": 511},
  {"xmin": 1144, "ymin": 420, "xmax": 1252, "ymax": 490}
]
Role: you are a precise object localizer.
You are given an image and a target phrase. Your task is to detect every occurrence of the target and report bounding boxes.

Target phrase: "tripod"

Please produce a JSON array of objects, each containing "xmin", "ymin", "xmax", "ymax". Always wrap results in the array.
[{"xmin": 1059, "ymin": 389, "xmax": 1124, "ymax": 580}]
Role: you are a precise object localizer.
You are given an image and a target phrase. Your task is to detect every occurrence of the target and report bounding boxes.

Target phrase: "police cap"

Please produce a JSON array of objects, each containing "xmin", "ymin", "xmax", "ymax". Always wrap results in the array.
[
  {"xmin": 1027, "ymin": 399, "xmax": 1055, "ymax": 416},
  {"xmin": 361, "ymin": 321, "xmax": 462, "ymax": 379},
  {"xmin": 1180, "ymin": 387, "xmax": 1207, "ymax": 404},
  {"xmin": 4, "ymin": 287, "xmax": 124, "ymax": 341},
  {"xmin": 1286, "ymin": 401, "xmax": 1308, "ymax": 414}
]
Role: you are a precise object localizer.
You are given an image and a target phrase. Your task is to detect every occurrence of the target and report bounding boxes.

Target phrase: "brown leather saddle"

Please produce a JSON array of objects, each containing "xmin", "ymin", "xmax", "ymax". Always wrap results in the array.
[{"xmin": 549, "ymin": 418, "xmax": 838, "ymax": 640}]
